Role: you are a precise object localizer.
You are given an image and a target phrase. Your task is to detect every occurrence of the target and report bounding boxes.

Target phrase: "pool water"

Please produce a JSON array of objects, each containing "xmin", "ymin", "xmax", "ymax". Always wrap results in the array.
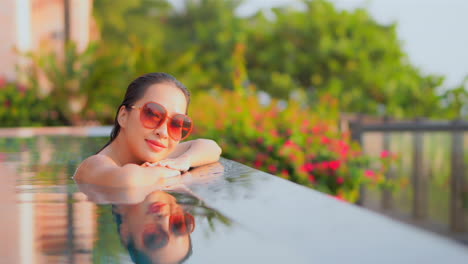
[{"xmin": 1, "ymin": 136, "xmax": 468, "ymax": 264}]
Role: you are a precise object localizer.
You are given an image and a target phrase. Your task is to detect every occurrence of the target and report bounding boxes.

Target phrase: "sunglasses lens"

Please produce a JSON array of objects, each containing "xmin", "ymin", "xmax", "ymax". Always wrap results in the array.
[
  {"xmin": 141, "ymin": 103, "xmax": 166, "ymax": 129},
  {"xmin": 169, "ymin": 212, "xmax": 194, "ymax": 236},
  {"xmin": 169, "ymin": 114, "xmax": 193, "ymax": 141}
]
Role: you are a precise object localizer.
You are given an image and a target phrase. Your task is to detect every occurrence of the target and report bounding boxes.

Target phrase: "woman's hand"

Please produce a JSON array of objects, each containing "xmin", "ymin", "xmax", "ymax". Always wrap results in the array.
[{"xmin": 142, "ymin": 155, "xmax": 192, "ymax": 172}]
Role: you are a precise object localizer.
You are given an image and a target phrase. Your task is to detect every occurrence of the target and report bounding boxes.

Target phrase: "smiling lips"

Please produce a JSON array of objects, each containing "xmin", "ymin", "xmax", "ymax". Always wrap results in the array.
[{"xmin": 145, "ymin": 139, "xmax": 167, "ymax": 152}]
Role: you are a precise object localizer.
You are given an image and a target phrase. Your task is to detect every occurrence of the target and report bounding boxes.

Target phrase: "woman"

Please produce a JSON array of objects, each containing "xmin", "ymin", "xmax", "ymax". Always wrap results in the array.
[
  {"xmin": 74, "ymin": 72, "xmax": 222, "ymax": 187},
  {"xmin": 113, "ymin": 190, "xmax": 196, "ymax": 264}
]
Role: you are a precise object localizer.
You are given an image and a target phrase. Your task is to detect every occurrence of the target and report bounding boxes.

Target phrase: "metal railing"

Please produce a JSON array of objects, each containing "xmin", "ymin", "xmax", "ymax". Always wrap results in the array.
[{"xmin": 349, "ymin": 118, "xmax": 468, "ymax": 233}]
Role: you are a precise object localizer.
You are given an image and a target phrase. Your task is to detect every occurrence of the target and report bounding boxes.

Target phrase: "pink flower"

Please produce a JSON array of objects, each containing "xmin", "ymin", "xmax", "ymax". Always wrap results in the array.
[
  {"xmin": 308, "ymin": 174, "xmax": 316, "ymax": 183},
  {"xmin": 281, "ymin": 169, "xmax": 289, "ymax": 177},
  {"xmin": 381, "ymin": 150, "xmax": 391, "ymax": 159},
  {"xmin": 328, "ymin": 160, "xmax": 341, "ymax": 170},
  {"xmin": 284, "ymin": 139, "xmax": 296, "ymax": 148},
  {"xmin": 336, "ymin": 177, "xmax": 344, "ymax": 184},
  {"xmin": 17, "ymin": 83, "xmax": 27, "ymax": 93},
  {"xmin": 305, "ymin": 163, "xmax": 315, "ymax": 172},
  {"xmin": 254, "ymin": 160, "xmax": 263, "ymax": 168},
  {"xmin": 270, "ymin": 129, "xmax": 279, "ymax": 137},
  {"xmin": 268, "ymin": 165, "xmax": 278, "ymax": 173},
  {"xmin": 364, "ymin": 170, "xmax": 376, "ymax": 179},
  {"xmin": 312, "ymin": 125, "xmax": 322, "ymax": 134},
  {"xmin": 321, "ymin": 136, "xmax": 332, "ymax": 144},
  {"xmin": 0, "ymin": 76, "xmax": 6, "ymax": 88}
]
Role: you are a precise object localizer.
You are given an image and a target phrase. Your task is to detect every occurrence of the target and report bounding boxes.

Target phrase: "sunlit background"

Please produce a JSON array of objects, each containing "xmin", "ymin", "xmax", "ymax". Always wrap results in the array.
[{"xmin": 1, "ymin": 0, "xmax": 468, "ymax": 262}]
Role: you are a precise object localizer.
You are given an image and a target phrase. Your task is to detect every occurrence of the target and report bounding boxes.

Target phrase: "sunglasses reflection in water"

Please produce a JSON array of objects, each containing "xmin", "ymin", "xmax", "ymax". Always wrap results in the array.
[
  {"xmin": 113, "ymin": 190, "xmax": 197, "ymax": 264},
  {"xmin": 77, "ymin": 162, "xmax": 228, "ymax": 263}
]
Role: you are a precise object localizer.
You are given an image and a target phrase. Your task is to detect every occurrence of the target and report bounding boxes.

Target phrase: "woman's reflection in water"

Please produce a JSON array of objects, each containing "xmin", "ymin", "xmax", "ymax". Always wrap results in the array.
[
  {"xmin": 113, "ymin": 190, "xmax": 195, "ymax": 264},
  {"xmin": 76, "ymin": 162, "xmax": 226, "ymax": 263}
]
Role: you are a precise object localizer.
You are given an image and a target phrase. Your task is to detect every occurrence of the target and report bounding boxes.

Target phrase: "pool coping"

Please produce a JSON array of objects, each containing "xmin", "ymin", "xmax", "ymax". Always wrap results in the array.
[{"xmin": 0, "ymin": 126, "xmax": 112, "ymax": 138}]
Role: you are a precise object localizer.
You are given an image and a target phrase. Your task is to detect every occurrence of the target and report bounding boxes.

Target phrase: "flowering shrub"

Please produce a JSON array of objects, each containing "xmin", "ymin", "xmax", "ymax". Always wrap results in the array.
[
  {"xmin": 0, "ymin": 77, "xmax": 63, "ymax": 127},
  {"xmin": 190, "ymin": 88, "xmax": 394, "ymax": 202}
]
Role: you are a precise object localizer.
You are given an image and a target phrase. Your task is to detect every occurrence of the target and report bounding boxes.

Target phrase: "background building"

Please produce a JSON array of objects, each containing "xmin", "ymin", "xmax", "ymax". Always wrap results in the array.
[{"xmin": 0, "ymin": 0, "xmax": 95, "ymax": 81}]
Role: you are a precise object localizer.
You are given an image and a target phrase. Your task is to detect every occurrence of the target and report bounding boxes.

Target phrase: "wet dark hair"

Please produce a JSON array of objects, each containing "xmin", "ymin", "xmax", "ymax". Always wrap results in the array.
[
  {"xmin": 126, "ymin": 235, "xmax": 193, "ymax": 264},
  {"xmin": 113, "ymin": 210, "xmax": 193, "ymax": 264},
  {"xmin": 98, "ymin": 72, "xmax": 191, "ymax": 153}
]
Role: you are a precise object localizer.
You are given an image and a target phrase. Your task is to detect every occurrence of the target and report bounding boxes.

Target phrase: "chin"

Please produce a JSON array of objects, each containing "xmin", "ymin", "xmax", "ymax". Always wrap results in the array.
[{"xmin": 146, "ymin": 152, "xmax": 168, "ymax": 163}]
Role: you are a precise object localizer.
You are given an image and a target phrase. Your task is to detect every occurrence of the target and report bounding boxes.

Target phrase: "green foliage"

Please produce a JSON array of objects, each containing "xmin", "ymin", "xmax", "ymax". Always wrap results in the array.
[
  {"xmin": 245, "ymin": 0, "xmax": 445, "ymax": 117},
  {"xmin": 25, "ymin": 42, "xmax": 130, "ymax": 125},
  {"xmin": 91, "ymin": 0, "xmax": 455, "ymax": 118},
  {"xmin": 439, "ymin": 75, "xmax": 468, "ymax": 119},
  {"xmin": 0, "ymin": 80, "xmax": 62, "ymax": 127},
  {"xmin": 190, "ymin": 88, "xmax": 393, "ymax": 202}
]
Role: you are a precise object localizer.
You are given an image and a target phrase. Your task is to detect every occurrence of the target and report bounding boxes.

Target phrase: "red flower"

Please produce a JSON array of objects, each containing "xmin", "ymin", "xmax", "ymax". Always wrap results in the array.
[
  {"xmin": 0, "ymin": 76, "xmax": 6, "ymax": 88},
  {"xmin": 17, "ymin": 83, "xmax": 27, "ymax": 93},
  {"xmin": 308, "ymin": 174, "xmax": 316, "ymax": 183},
  {"xmin": 305, "ymin": 162, "xmax": 315, "ymax": 172},
  {"xmin": 284, "ymin": 139, "xmax": 296, "ymax": 148},
  {"xmin": 254, "ymin": 160, "xmax": 263, "ymax": 168},
  {"xmin": 312, "ymin": 125, "xmax": 322, "ymax": 134},
  {"xmin": 321, "ymin": 136, "xmax": 332, "ymax": 144},
  {"xmin": 4, "ymin": 100, "xmax": 11, "ymax": 108},
  {"xmin": 364, "ymin": 170, "xmax": 376, "ymax": 179},
  {"xmin": 267, "ymin": 145, "xmax": 274, "ymax": 152},
  {"xmin": 268, "ymin": 165, "xmax": 277, "ymax": 173},
  {"xmin": 281, "ymin": 169, "xmax": 289, "ymax": 177},
  {"xmin": 328, "ymin": 160, "xmax": 341, "ymax": 170},
  {"xmin": 270, "ymin": 129, "xmax": 279, "ymax": 137},
  {"xmin": 381, "ymin": 150, "xmax": 391, "ymax": 159},
  {"xmin": 336, "ymin": 177, "xmax": 344, "ymax": 184},
  {"xmin": 256, "ymin": 137, "xmax": 264, "ymax": 144}
]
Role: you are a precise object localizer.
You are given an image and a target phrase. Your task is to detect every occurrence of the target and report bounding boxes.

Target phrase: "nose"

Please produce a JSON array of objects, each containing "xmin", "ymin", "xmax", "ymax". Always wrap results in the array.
[{"xmin": 154, "ymin": 119, "xmax": 169, "ymax": 139}]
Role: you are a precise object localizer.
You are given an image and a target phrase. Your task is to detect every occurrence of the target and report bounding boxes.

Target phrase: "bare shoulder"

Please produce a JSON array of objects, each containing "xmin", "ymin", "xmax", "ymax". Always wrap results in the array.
[{"xmin": 73, "ymin": 154, "xmax": 118, "ymax": 183}]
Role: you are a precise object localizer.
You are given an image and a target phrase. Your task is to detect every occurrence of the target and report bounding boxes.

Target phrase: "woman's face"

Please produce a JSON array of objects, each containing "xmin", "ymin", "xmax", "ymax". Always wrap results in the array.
[
  {"xmin": 119, "ymin": 191, "xmax": 193, "ymax": 263},
  {"xmin": 120, "ymin": 82, "xmax": 188, "ymax": 163}
]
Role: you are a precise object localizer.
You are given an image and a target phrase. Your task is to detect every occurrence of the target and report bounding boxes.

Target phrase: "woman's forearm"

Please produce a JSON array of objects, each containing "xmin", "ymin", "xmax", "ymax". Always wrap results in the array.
[{"xmin": 178, "ymin": 139, "xmax": 222, "ymax": 167}]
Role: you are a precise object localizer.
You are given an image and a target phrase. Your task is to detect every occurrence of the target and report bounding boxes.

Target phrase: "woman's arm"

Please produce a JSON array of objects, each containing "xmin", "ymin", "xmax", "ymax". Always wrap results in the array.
[
  {"xmin": 73, "ymin": 155, "xmax": 182, "ymax": 187},
  {"xmin": 155, "ymin": 139, "xmax": 222, "ymax": 171}
]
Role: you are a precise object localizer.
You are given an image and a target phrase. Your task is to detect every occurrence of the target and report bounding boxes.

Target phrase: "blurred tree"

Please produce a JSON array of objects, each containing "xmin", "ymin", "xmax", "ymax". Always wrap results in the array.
[
  {"xmin": 13, "ymin": 0, "xmax": 464, "ymax": 127},
  {"xmin": 440, "ymin": 76, "xmax": 468, "ymax": 119},
  {"xmin": 245, "ymin": 0, "xmax": 445, "ymax": 118}
]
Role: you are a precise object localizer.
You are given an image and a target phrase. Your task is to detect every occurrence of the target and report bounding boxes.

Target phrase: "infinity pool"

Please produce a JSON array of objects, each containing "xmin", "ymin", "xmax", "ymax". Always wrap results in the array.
[{"xmin": 1, "ymin": 134, "xmax": 468, "ymax": 263}]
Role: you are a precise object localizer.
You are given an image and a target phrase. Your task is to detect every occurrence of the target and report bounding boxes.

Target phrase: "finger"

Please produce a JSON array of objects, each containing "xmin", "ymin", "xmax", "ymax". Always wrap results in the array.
[
  {"xmin": 163, "ymin": 170, "xmax": 181, "ymax": 178},
  {"xmin": 157, "ymin": 161, "xmax": 170, "ymax": 166}
]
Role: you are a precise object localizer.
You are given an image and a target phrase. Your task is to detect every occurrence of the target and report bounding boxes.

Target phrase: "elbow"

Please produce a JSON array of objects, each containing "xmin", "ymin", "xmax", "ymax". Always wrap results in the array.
[{"xmin": 198, "ymin": 139, "xmax": 222, "ymax": 160}]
